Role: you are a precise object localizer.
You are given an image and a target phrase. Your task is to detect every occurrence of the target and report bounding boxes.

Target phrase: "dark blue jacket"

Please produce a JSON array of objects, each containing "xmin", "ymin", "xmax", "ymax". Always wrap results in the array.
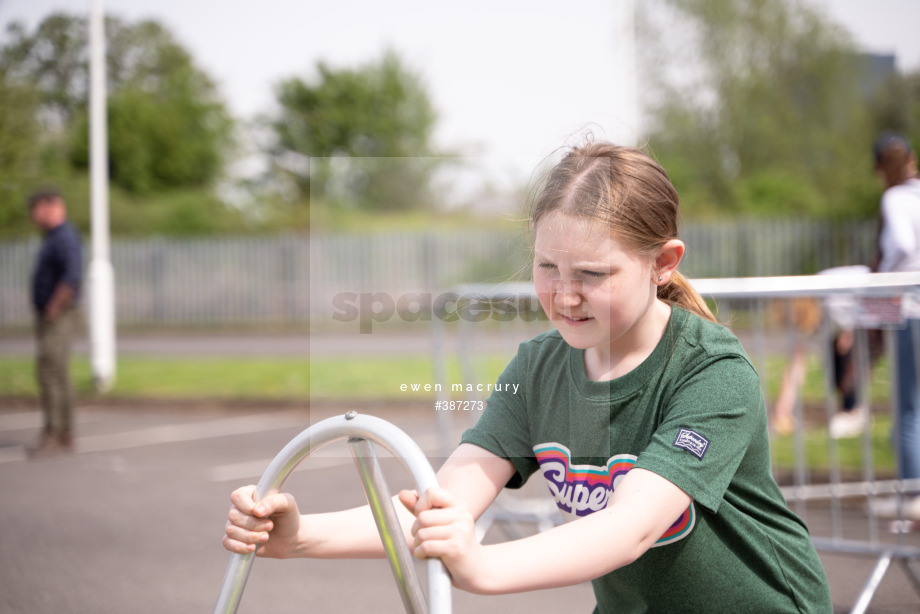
[{"xmin": 31, "ymin": 222, "xmax": 83, "ymax": 312}]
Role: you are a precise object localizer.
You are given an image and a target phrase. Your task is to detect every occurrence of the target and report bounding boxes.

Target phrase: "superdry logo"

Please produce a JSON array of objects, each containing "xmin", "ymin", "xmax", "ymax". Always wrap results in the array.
[
  {"xmin": 533, "ymin": 442, "xmax": 696, "ymax": 546},
  {"xmin": 673, "ymin": 428, "xmax": 710, "ymax": 460}
]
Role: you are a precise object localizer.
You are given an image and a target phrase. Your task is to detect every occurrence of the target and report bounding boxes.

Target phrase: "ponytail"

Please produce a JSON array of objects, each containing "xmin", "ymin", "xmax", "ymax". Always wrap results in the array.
[{"xmin": 658, "ymin": 271, "xmax": 716, "ymax": 322}]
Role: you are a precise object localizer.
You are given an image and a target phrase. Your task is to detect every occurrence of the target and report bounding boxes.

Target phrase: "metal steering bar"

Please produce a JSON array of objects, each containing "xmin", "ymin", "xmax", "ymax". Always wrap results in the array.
[{"xmin": 212, "ymin": 411, "xmax": 452, "ymax": 613}]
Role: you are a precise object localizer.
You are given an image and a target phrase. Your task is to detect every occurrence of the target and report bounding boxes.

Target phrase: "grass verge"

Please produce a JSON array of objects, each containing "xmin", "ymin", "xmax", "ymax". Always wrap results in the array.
[
  {"xmin": 770, "ymin": 414, "xmax": 896, "ymax": 476},
  {"xmin": 0, "ymin": 351, "xmax": 898, "ymax": 473},
  {"xmin": 0, "ymin": 354, "xmax": 512, "ymax": 401}
]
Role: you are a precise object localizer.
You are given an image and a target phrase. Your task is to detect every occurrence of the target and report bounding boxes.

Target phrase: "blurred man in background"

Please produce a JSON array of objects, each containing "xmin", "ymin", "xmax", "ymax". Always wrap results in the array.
[{"xmin": 28, "ymin": 189, "xmax": 82, "ymax": 456}]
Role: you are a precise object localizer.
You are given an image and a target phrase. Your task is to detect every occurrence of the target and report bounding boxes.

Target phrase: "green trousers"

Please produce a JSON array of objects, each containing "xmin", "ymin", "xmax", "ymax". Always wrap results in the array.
[{"xmin": 35, "ymin": 307, "xmax": 77, "ymax": 437}]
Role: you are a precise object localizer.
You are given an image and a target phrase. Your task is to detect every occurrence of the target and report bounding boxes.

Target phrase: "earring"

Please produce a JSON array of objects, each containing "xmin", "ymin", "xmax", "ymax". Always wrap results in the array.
[{"xmin": 658, "ymin": 276, "xmax": 663, "ymax": 283}]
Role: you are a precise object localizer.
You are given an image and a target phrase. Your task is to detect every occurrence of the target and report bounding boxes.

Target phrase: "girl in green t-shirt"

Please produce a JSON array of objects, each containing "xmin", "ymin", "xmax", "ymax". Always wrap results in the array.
[{"xmin": 223, "ymin": 141, "xmax": 832, "ymax": 612}]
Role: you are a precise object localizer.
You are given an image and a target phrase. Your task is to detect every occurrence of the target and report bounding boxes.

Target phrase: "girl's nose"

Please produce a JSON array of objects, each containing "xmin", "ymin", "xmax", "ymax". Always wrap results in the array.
[{"xmin": 553, "ymin": 280, "xmax": 583, "ymax": 307}]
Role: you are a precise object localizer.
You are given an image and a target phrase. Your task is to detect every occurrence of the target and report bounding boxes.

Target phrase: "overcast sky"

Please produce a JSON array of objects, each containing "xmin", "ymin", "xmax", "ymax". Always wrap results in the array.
[{"xmin": 2, "ymin": 0, "xmax": 919, "ymax": 182}]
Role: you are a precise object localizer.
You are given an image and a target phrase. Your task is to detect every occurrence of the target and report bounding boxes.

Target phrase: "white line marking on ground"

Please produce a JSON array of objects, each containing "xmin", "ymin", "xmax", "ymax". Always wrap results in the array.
[
  {"xmin": 0, "ymin": 413, "xmax": 40, "ymax": 431},
  {"xmin": 74, "ymin": 412, "xmax": 307, "ymax": 454},
  {"xmin": 0, "ymin": 412, "xmax": 309, "ymax": 463},
  {"xmin": 0, "ymin": 412, "xmax": 97, "ymax": 432},
  {"xmin": 0, "ymin": 446, "xmax": 27, "ymax": 463}
]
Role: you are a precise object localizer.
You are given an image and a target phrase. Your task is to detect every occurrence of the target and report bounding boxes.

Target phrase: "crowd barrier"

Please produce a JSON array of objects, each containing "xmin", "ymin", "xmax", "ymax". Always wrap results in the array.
[{"xmin": 439, "ymin": 272, "xmax": 920, "ymax": 614}]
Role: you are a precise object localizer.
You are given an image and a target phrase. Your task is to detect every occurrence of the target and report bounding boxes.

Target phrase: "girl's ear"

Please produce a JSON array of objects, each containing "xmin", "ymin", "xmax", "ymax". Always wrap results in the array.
[{"xmin": 654, "ymin": 240, "xmax": 685, "ymax": 285}]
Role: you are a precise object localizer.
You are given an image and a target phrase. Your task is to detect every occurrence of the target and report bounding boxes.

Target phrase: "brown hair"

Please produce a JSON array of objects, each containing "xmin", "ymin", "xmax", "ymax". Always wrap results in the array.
[
  {"xmin": 27, "ymin": 188, "xmax": 63, "ymax": 210},
  {"xmin": 874, "ymin": 132, "xmax": 916, "ymax": 188},
  {"xmin": 531, "ymin": 141, "xmax": 716, "ymax": 322}
]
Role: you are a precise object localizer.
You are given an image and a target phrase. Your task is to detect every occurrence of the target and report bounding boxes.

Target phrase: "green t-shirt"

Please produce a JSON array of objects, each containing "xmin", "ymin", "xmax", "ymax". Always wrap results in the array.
[{"xmin": 462, "ymin": 306, "xmax": 832, "ymax": 613}]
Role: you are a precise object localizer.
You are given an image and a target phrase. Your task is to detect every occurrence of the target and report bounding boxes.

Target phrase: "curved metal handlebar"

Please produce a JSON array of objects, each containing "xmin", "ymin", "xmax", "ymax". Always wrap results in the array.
[{"xmin": 212, "ymin": 411, "xmax": 452, "ymax": 613}]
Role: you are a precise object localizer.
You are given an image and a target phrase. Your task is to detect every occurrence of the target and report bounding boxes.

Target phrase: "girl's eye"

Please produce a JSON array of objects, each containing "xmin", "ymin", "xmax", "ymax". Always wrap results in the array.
[
  {"xmin": 581, "ymin": 270, "xmax": 605, "ymax": 278},
  {"xmin": 538, "ymin": 262, "xmax": 556, "ymax": 270}
]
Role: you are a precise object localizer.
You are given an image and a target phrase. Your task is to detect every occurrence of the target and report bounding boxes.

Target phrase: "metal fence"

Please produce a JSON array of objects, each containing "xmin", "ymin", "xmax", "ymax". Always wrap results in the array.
[
  {"xmin": 0, "ymin": 219, "xmax": 877, "ymax": 329},
  {"xmin": 443, "ymin": 274, "xmax": 920, "ymax": 613}
]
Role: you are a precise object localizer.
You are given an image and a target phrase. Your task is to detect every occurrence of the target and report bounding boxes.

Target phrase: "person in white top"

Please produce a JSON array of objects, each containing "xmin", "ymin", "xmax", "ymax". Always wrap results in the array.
[
  {"xmin": 876, "ymin": 134, "xmax": 920, "ymax": 273},
  {"xmin": 872, "ymin": 131, "xmax": 920, "ymax": 524}
]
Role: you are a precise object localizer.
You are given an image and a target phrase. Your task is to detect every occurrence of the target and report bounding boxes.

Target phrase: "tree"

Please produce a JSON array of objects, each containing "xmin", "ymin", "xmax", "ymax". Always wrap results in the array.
[
  {"xmin": 0, "ymin": 13, "xmax": 233, "ymax": 200},
  {"xmin": 270, "ymin": 50, "xmax": 441, "ymax": 211},
  {"xmin": 0, "ymin": 15, "xmax": 88, "ymax": 130},
  {"xmin": 0, "ymin": 15, "xmax": 86, "ymax": 233},
  {"xmin": 68, "ymin": 18, "xmax": 233, "ymax": 193},
  {"xmin": 869, "ymin": 69, "xmax": 920, "ymax": 143},
  {"xmin": 640, "ymin": 0, "xmax": 882, "ymax": 219},
  {"xmin": 0, "ymin": 70, "xmax": 43, "ymax": 231}
]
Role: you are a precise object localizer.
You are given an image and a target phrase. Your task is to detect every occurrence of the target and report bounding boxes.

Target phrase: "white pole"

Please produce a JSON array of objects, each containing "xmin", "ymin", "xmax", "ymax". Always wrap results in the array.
[
  {"xmin": 616, "ymin": 0, "xmax": 639, "ymax": 146},
  {"xmin": 87, "ymin": 0, "xmax": 116, "ymax": 391}
]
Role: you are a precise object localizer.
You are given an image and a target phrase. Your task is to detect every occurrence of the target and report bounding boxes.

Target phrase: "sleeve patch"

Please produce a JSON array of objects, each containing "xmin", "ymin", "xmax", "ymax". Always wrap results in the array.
[{"xmin": 673, "ymin": 428, "xmax": 710, "ymax": 460}]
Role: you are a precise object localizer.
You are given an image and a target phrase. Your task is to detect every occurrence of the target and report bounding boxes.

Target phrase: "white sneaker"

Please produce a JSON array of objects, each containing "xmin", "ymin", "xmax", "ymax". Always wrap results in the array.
[
  {"xmin": 829, "ymin": 405, "xmax": 868, "ymax": 439},
  {"xmin": 869, "ymin": 496, "xmax": 920, "ymax": 520},
  {"xmin": 888, "ymin": 519, "xmax": 920, "ymax": 534}
]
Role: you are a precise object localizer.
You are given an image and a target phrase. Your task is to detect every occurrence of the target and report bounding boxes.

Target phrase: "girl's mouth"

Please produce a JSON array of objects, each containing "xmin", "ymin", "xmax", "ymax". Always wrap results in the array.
[{"xmin": 561, "ymin": 314, "xmax": 593, "ymax": 326}]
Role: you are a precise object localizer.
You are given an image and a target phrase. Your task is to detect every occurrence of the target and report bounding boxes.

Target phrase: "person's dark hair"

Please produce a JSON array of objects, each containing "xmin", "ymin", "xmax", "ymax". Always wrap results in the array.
[
  {"xmin": 27, "ymin": 188, "xmax": 63, "ymax": 210},
  {"xmin": 530, "ymin": 140, "xmax": 716, "ymax": 322},
  {"xmin": 873, "ymin": 131, "xmax": 916, "ymax": 188}
]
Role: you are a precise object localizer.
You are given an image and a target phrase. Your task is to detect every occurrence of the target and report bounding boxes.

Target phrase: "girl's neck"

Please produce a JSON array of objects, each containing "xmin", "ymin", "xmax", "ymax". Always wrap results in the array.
[{"xmin": 583, "ymin": 300, "xmax": 673, "ymax": 381}]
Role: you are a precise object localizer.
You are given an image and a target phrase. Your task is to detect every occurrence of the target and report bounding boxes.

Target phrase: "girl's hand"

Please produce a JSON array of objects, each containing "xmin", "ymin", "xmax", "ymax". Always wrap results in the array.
[
  {"xmin": 399, "ymin": 487, "xmax": 485, "ymax": 593},
  {"xmin": 222, "ymin": 485, "xmax": 302, "ymax": 559}
]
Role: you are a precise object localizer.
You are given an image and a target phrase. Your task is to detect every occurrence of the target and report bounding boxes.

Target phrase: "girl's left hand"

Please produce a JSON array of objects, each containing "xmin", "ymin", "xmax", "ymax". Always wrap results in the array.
[{"xmin": 398, "ymin": 486, "xmax": 484, "ymax": 592}]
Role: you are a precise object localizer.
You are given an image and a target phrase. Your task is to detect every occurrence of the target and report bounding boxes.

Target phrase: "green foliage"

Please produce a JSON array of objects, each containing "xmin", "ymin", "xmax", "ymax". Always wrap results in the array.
[
  {"xmin": 770, "ymin": 414, "xmax": 896, "ymax": 474},
  {"xmin": 270, "ymin": 50, "xmax": 443, "ymax": 212},
  {"xmin": 67, "ymin": 18, "xmax": 233, "ymax": 194},
  {"xmin": 0, "ymin": 15, "xmax": 88, "ymax": 126},
  {"xmin": 105, "ymin": 186, "xmax": 248, "ymax": 236},
  {"xmin": 642, "ymin": 0, "xmax": 892, "ymax": 219},
  {"xmin": 70, "ymin": 82, "xmax": 231, "ymax": 194},
  {"xmin": 0, "ymin": 13, "xmax": 234, "ymax": 236},
  {"xmin": 735, "ymin": 169, "xmax": 825, "ymax": 216},
  {"xmin": 0, "ymin": 170, "xmax": 250, "ymax": 240},
  {"xmin": 0, "ymin": 71, "xmax": 42, "ymax": 229},
  {"xmin": 306, "ymin": 201, "xmax": 519, "ymax": 233},
  {"xmin": 869, "ymin": 70, "xmax": 920, "ymax": 149},
  {"xmin": 274, "ymin": 50, "xmax": 437, "ymax": 159},
  {"xmin": 0, "ymin": 353, "xmax": 511, "ymax": 401},
  {"xmin": 0, "ymin": 14, "xmax": 446, "ymax": 234}
]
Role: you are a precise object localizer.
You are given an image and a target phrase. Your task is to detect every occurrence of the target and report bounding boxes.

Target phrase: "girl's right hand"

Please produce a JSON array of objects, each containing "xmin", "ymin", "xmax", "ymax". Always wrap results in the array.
[{"xmin": 222, "ymin": 485, "xmax": 302, "ymax": 558}]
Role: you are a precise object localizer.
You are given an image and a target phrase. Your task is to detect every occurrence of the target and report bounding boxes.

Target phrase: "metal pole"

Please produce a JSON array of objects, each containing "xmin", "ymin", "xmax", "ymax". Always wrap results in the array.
[
  {"xmin": 87, "ymin": 0, "xmax": 116, "ymax": 391},
  {"xmin": 855, "ymin": 328, "xmax": 879, "ymax": 545},
  {"xmin": 789, "ymin": 302, "xmax": 808, "ymax": 519},
  {"xmin": 615, "ymin": 0, "xmax": 639, "ymax": 146},
  {"xmin": 426, "ymin": 235, "xmax": 453, "ymax": 459},
  {"xmin": 212, "ymin": 412, "xmax": 451, "ymax": 614},
  {"xmin": 850, "ymin": 552, "xmax": 893, "ymax": 614},
  {"xmin": 902, "ymin": 559, "xmax": 920, "ymax": 597},
  {"xmin": 819, "ymin": 306, "xmax": 843, "ymax": 539},
  {"xmin": 349, "ymin": 437, "xmax": 428, "ymax": 613}
]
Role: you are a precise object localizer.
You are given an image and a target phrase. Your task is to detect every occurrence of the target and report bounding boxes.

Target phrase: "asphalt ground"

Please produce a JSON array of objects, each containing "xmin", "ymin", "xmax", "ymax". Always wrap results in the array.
[
  {"xmin": 0, "ymin": 399, "xmax": 597, "ymax": 614},
  {"xmin": 1, "ymin": 397, "xmax": 919, "ymax": 613},
  {"xmin": 2, "ymin": 327, "xmax": 918, "ymax": 612}
]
